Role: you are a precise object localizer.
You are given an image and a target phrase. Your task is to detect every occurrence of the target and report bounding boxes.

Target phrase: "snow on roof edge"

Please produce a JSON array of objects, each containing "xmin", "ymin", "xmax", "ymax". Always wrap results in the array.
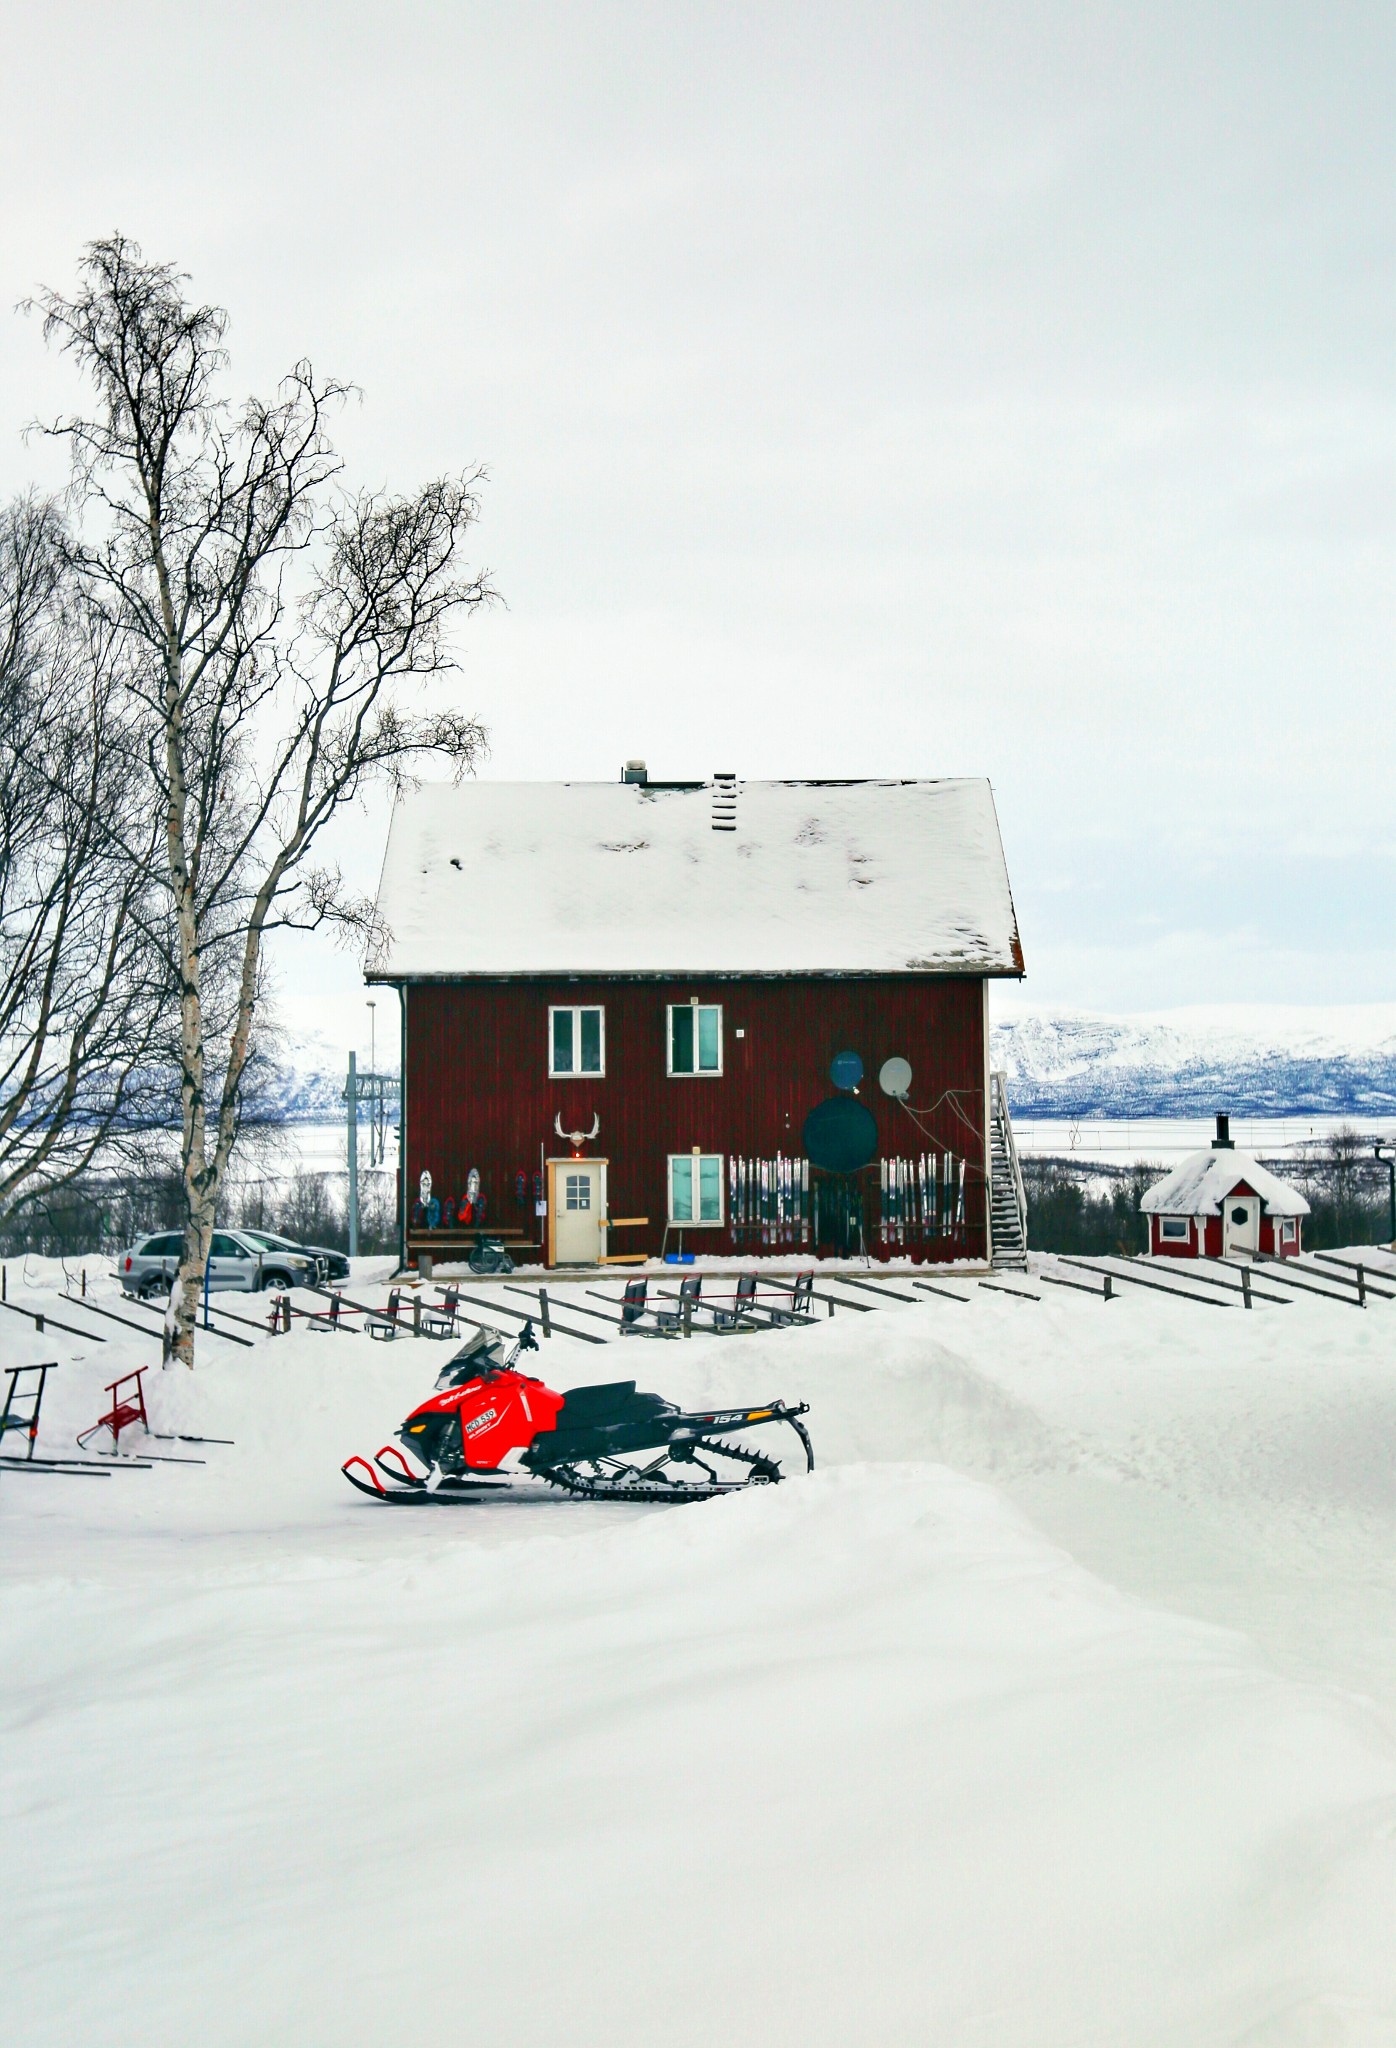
[
  {"xmin": 1140, "ymin": 1148, "xmax": 1311, "ymax": 1217},
  {"xmin": 367, "ymin": 775, "xmax": 1024, "ymax": 980}
]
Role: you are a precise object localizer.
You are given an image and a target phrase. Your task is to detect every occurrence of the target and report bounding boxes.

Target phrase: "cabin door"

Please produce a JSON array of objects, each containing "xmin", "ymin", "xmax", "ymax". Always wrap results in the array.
[
  {"xmin": 549, "ymin": 1159, "xmax": 608, "ymax": 1265},
  {"xmin": 1223, "ymin": 1196, "xmax": 1260, "ymax": 1255}
]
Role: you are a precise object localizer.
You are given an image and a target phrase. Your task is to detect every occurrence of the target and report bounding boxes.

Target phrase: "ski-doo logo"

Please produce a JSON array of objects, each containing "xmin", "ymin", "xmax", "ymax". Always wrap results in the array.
[{"xmin": 463, "ymin": 1407, "xmax": 498, "ymax": 1435}]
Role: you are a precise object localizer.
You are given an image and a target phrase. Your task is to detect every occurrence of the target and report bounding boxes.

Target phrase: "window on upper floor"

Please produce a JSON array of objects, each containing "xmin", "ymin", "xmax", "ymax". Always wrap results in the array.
[
  {"xmin": 669, "ymin": 1152, "xmax": 724, "ymax": 1225},
  {"xmin": 668, "ymin": 1001, "xmax": 722, "ymax": 1075},
  {"xmin": 550, "ymin": 1005, "xmax": 605, "ymax": 1077}
]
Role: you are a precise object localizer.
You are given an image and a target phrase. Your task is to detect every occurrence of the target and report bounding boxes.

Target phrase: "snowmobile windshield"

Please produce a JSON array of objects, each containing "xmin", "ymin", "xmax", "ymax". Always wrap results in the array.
[{"xmin": 435, "ymin": 1328, "xmax": 507, "ymax": 1390}]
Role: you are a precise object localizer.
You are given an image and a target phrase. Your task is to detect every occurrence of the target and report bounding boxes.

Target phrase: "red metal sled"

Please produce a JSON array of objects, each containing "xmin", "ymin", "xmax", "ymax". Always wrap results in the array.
[{"xmin": 78, "ymin": 1367, "xmax": 149, "ymax": 1452}]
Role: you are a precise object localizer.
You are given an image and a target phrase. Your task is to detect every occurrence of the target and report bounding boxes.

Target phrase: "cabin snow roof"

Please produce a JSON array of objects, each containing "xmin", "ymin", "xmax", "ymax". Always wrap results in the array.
[
  {"xmin": 1140, "ymin": 1149, "xmax": 1310, "ymax": 1218},
  {"xmin": 369, "ymin": 776, "xmax": 1023, "ymax": 979}
]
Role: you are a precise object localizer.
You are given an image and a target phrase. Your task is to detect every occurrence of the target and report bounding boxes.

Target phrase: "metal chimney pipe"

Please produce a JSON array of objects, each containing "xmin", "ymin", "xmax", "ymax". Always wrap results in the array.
[{"xmin": 1214, "ymin": 1113, "xmax": 1232, "ymax": 1149}]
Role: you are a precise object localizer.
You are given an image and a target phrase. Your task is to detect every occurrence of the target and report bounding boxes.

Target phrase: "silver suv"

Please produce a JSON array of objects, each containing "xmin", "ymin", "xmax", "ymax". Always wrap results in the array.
[{"xmin": 118, "ymin": 1229, "xmax": 322, "ymax": 1299}]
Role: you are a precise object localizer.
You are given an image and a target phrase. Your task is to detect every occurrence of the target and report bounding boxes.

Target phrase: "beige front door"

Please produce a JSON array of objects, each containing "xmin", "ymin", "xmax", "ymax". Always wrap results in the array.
[
  {"xmin": 550, "ymin": 1160, "xmax": 607, "ymax": 1265},
  {"xmin": 1223, "ymin": 1195, "xmax": 1260, "ymax": 1255}
]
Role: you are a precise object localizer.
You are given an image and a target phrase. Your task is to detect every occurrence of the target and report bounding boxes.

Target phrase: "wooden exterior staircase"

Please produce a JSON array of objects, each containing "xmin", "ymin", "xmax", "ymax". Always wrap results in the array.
[{"xmin": 989, "ymin": 1070, "xmax": 1028, "ymax": 1269}]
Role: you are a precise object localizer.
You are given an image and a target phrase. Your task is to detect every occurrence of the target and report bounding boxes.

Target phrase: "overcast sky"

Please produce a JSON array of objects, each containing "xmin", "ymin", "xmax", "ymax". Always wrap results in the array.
[{"xmin": 3, "ymin": 2, "xmax": 1393, "ymax": 1054}]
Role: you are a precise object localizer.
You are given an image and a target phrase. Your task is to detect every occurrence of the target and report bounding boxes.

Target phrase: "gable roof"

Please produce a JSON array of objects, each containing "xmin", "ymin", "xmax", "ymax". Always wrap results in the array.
[
  {"xmin": 368, "ymin": 776, "xmax": 1023, "ymax": 980},
  {"xmin": 1140, "ymin": 1148, "xmax": 1310, "ymax": 1218}
]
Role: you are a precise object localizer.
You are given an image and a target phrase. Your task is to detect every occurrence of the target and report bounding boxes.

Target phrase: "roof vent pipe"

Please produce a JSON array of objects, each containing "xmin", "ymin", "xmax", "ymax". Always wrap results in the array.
[
  {"xmin": 621, "ymin": 759, "xmax": 647, "ymax": 785},
  {"xmin": 1214, "ymin": 1113, "xmax": 1233, "ymax": 1150},
  {"xmin": 711, "ymin": 772, "xmax": 738, "ymax": 832}
]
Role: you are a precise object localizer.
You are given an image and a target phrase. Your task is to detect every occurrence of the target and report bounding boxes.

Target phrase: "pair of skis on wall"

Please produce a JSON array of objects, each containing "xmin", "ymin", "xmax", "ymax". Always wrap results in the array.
[
  {"xmin": 729, "ymin": 1155, "xmax": 811, "ymax": 1246},
  {"xmin": 879, "ymin": 1152, "xmax": 966, "ymax": 1246}
]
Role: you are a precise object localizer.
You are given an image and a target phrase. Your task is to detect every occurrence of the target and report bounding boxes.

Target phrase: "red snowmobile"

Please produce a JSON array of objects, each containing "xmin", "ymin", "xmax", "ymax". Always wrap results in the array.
[{"xmin": 342, "ymin": 1322, "xmax": 813, "ymax": 1505}]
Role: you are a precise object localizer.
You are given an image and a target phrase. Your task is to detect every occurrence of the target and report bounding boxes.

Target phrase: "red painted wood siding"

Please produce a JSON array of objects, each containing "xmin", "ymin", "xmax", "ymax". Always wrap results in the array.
[
  {"xmin": 1150, "ymin": 1207, "xmax": 1302, "ymax": 1257},
  {"xmin": 402, "ymin": 975, "xmax": 989, "ymax": 1264}
]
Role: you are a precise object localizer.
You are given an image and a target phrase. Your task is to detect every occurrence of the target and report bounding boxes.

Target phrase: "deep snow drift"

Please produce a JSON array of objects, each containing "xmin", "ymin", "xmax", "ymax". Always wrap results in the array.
[{"xmin": 5, "ymin": 1259, "xmax": 1396, "ymax": 2045}]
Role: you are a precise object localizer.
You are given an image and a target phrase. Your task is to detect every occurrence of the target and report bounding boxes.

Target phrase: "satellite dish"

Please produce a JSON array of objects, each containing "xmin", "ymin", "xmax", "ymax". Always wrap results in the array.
[
  {"xmin": 802, "ymin": 1097, "xmax": 878, "ymax": 1173},
  {"xmin": 829, "ymin": 1049, "xmax": 864, "ymax": 1091},
  {"xmin": 879, "ymin": 1056, "xmax": 912, "ymax": 1101}
]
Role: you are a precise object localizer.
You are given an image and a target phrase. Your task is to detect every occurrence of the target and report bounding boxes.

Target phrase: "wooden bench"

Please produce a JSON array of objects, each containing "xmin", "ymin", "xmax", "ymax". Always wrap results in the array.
[{"xmin": 406, "ymin": 1230, "xmax": 542, "ymax": 1267}]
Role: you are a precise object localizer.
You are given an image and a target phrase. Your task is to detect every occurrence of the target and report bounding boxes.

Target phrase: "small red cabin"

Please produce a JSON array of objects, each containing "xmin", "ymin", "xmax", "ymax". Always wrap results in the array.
[
  {"xmin": 1140, "ymin": 1116, "xmax": 1308, "ymax": 1259},
  {"xmin": 368, "ymin": 770, "xmax": 1025, "ymax": 1269}
]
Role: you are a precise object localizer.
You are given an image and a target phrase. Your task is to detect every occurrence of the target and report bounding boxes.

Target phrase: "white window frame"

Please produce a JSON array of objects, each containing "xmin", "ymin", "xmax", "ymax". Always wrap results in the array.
[
  {"xmin": 1158, "ymin": 1217, "xmax": 1190, "ymax": 1242},
  {"xmin": 667, "ymin": 1152, "xmax": 725, "ymax": 1227},
  {"xmin": 666, "ymin": 1000, "xmax": 723, "ymax": 1077},
  {"xmin": 1280, "ymin": 1216, "xmax": 1298, "ymax": 1243},
  {"xmin": 548, "ymin": 1004, "xmax": 606, "ymax": 1078}
]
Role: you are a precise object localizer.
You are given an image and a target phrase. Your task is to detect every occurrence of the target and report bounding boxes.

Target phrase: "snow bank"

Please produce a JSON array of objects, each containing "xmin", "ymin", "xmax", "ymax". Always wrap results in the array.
[{"xmin": 6, "ymin": 1267, "xmax": 1396, "ymax": 2044}]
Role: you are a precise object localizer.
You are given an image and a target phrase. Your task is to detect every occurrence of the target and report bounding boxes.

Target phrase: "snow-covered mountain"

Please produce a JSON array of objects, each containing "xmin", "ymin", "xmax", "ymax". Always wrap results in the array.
[
  {"xmin": 992, "ymin": 1006, "xmax": 1396, "ymax": 1119},
  {"xmin": 261, "ymin": 1006, "xmax": 1396, "ymax": 1124}
]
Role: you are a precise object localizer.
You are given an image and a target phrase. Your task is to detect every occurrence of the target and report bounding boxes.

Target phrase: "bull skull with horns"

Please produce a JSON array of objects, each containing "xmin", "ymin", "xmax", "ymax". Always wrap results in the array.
[{"xmin": 554, "ymin": 1111, "xmax": 600, "ymax": 1147}]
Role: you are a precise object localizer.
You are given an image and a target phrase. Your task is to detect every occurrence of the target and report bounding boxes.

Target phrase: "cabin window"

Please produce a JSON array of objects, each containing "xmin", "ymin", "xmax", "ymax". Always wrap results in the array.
[
  {"xmin": 1159, "ymin": 1218, "xmax": 1189, "ymax": 1242},
  {"xmin": 668, "ymin": 1153, "xmax": 724, "ymax": 1225},
  {"xmin": 1280, "ymin": 1217, "xmax": 1298, "ymax": 1242},
  {"xmin": 549, "ymin": 1005, "xmax": 604, "ymax": 1076},
  {"xmin": 668, "ymin": 1001, "xmax": 722, "ymax": 1075}
]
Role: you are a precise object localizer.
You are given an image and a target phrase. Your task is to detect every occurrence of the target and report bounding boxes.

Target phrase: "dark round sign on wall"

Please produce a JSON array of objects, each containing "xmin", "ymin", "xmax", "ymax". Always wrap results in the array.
[
  {"xmin": 829, "ymin": 1049, "xmax": 864, "ymax": 1091},
  {"xmin": 802, "ymin": 1096, "xmax": 879, "ymax": 1174}
]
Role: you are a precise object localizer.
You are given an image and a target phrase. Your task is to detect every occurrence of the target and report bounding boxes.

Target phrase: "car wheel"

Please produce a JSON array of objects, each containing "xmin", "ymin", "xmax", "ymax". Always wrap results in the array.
[
  {"xmin": 262, "ymin": 1269, "xmax": 294, "ymax": 1291},
  {"xmin": 138, "ymin": 1274, "xmax": 171, "ymax": 1301}
]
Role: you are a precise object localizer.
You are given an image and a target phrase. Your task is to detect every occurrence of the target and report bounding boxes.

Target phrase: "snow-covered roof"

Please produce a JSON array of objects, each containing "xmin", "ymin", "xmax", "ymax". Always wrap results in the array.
[
  {"xmin": 368, "ymin": 777, "xmax": 1023, "ymax": 979},
  {"xmin": 1140, "ymin": 1148, "xmax": 1311, "ymax": 1218}
]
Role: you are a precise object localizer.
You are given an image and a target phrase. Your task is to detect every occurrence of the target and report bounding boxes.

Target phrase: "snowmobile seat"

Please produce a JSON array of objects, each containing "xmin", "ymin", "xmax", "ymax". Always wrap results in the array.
[
  {"xmin": 552, "ymin": 1380, "xmax": 675, "ymax": 1428},
  {"xmin": 555, "ymin": 1378, "xmax": 640, "ymax": 1418},
  {"xmin": 525, "ymin": 1378, "xmax": 681, "ymax": 1469}
]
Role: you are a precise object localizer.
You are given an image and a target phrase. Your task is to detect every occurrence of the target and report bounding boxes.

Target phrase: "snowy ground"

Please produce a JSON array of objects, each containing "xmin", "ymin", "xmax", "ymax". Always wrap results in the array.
[{"xmin": 5, "ymin": 1256, "xmax": 1396, "ymax": 2045}]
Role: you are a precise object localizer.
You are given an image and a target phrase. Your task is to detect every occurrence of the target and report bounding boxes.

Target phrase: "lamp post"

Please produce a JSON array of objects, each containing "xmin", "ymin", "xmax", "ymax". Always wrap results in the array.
[
  {"xmin": 346, "ymin": 1051, "xmax": 359, "ymax": 1261},
  {"xmin": 366, "ymin": 999, "xmax": 379, "ymax": 1165},
  {"xmin": 1376, "ymin": 1142, "xmax": 1396, "ymax": 1249}
]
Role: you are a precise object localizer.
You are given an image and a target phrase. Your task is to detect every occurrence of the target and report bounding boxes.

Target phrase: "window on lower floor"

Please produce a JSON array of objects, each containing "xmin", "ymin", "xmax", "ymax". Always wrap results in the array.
[
  {"xmin": 563, "ymin": 1171, "xmax": 593, "ymax": 1212},
  {"xmin": 669, "ymin": 1153, "xmax": 724, "ymax": 1224},
  {"xmin": 1280, "ymin": 1217, "xmax": 1298, "ymax": 1242},
  {"xmin": 668, "ymin": 1001, "xmax": 722, "ymax": 1074},
  {"xmin": 550, "ymin": 1005, "xmax": 604, "ymax": 1076},
  {"xmin": 1159, "ymin": 1217, "xmax": 1189, "ymax": 1241}
]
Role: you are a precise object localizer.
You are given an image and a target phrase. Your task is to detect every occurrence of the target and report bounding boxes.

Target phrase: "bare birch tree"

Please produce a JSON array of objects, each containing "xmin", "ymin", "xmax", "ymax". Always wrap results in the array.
[
  {"xmin": 0, "ymin": 494, "xmax": 169, "ymax": 1224},
  {"xmin": 30, "ymin": 236, "xmax": 492, "ymax": 1363}
]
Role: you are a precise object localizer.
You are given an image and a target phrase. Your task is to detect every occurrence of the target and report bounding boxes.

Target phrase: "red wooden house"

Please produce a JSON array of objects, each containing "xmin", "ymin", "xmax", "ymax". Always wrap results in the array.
[
  {"xmin": 1140, "ymin": 1116, "xmax": 1309, "ymax": 1258},
  {"xmin": 368, "ymin": 769, "xmax": 1024, "ymax": 1269}
]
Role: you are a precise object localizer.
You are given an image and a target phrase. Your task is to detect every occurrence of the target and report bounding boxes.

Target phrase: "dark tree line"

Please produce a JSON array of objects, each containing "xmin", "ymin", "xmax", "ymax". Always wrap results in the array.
[{"xmin": 0, "ymin": 1164, "xmax": 399, "ymax": 1264}]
